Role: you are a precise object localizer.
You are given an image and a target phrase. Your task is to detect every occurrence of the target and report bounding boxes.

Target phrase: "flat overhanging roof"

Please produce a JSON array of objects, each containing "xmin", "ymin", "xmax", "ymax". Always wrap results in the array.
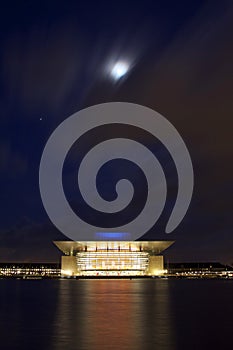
[{"xmin": 53, "ymin": 241, "xmax": 174, "ymax": 255}]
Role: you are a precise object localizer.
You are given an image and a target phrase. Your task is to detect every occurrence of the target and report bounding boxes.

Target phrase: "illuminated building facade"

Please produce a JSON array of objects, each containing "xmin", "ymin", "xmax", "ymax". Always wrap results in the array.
[{"xmin": 54, "ymin": 241, "xmax": 174, "ymax": 277}]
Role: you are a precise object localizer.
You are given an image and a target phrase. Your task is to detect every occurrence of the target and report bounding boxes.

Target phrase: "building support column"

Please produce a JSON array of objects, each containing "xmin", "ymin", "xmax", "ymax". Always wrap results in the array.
[
  {"xmin": 147, "ymin": 255, "xmax": 164, "ymax": 275},
  {"xmin": 61, "ymin": 256, "xmax": 77, "ymax": 276}
]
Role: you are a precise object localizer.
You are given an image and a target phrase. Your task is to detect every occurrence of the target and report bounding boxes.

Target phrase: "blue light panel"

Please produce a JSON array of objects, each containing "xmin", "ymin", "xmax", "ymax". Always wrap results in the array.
[{"xmin": 95, "ymin": 232, "xmax": 131, "ymax": 240}]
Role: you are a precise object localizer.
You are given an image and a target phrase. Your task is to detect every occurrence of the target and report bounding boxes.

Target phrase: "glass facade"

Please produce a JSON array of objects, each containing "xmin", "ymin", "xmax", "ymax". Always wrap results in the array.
[{"xmin": 76, "ymin": 251, "xmax": 149, "ymax": 276}]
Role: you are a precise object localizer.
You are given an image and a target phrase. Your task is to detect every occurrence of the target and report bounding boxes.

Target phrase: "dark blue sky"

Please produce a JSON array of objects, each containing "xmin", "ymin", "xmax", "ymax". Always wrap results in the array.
[{"xmin": 0, "ymin": 0, "xmax": 232, "ymax": 263}]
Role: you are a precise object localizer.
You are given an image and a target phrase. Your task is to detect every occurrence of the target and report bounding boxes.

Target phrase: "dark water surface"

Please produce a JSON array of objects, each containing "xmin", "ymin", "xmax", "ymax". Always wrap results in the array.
[{"xmin": 0, "ymin": 279, "xmax": 232, "ymax": 350}]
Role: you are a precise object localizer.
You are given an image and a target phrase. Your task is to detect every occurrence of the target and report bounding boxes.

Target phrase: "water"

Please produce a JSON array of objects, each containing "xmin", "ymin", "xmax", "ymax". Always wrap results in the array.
[{"xmin": 0, "ymin": 279, "xmax": 232, "ymax": 350}]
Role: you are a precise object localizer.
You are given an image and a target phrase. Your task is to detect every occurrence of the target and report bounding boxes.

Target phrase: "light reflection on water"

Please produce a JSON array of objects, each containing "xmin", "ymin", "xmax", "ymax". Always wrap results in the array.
[
  {"xmin": 53, "ymin": 279, "xmax": 175, "ymax": 350},
  {"xmin": 0, "ymin": 279, "xmax": 233, "ymax": 350}
]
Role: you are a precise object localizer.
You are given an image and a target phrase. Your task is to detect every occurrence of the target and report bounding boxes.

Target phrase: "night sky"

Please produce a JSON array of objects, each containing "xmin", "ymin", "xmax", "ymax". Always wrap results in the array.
[{"xmin": 0, "ymin": 0, "xmax": 232, "ymax": 264}]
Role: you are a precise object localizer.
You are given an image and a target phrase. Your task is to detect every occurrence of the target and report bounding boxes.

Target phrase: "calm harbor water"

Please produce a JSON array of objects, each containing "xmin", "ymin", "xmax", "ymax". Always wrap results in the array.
[{"xmin": 0, "ymin": 279, "xmax": 232, "ymax": 350}]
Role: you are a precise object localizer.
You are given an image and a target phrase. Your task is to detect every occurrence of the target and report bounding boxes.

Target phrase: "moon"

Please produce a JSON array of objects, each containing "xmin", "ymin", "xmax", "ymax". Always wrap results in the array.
[{"xmin": 111, "ymin": 61, "xmax": 129, "ymax": 80}]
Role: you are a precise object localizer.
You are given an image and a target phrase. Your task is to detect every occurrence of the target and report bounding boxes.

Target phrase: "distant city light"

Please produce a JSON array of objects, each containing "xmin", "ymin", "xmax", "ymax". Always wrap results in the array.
[{"xmin": 111, "ymin": 61, "xmax": 129, "ymax": 80}]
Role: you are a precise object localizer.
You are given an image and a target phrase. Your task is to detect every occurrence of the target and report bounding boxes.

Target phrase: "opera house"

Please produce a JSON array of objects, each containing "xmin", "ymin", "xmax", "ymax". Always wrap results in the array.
[{"xmin": 54, "ymin": 241, "xmax": 174, "ymax": 277}]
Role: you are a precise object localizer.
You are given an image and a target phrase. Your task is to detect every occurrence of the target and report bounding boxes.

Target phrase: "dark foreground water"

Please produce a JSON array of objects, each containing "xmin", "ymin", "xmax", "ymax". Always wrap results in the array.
[{"xmin": 0, "ymin": 279, "xmax": 233, "ymax": 350}]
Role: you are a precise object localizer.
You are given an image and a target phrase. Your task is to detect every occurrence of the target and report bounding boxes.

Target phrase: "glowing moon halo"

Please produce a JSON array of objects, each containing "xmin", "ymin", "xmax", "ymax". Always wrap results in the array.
[{"xmin": 111, "ymin": 61, "xmax": 129, "ymax": 80}]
